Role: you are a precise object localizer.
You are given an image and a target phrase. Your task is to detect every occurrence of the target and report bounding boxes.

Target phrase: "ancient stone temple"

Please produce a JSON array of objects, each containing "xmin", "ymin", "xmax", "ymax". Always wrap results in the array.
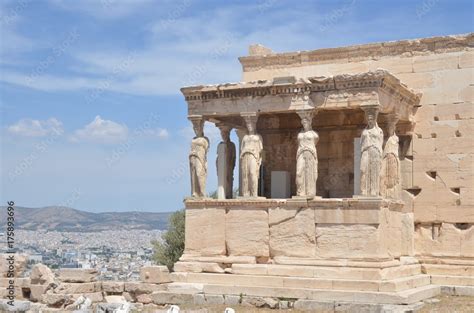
[{"xmin": 175, "ymin": 34, "xmax": 473, "ymax": 306}]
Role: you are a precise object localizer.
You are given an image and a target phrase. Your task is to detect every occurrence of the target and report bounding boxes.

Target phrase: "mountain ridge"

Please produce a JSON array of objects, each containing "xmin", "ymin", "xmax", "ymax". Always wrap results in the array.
[{"xmin": 0, "ymin": 206, "xmax": 171, "ymax": 232}]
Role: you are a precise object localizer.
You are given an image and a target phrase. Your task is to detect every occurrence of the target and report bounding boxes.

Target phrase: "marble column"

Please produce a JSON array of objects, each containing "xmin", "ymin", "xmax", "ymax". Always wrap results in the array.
[
  {"xmin": 216, "ymin": 124, "xmax": 236, "ymax": 199},
  {"xmin": 188, "ymin": 115, "xmax": 209, "ymax": 198},
  {"xmin": 240, "ymin": 113, "xmax": 263, "ymax": 198},
  {"xmin": 381, "ymin": 114, "xmax": 401, "ymax": 199},
  {"xmin": 359, "ymin": 105, "xmax": 383, "ymax": 197}
]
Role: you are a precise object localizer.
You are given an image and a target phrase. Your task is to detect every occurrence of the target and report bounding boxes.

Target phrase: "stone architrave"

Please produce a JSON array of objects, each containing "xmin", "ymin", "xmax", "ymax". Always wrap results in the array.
[
  {"xmin": 189, "ymin": 115, "xmax": 209, "ymax": 198},
  {"xmin": 381, "ymin": 114, "xmax": 401, "ymax": 199},
  {"xmin": 360, "ymin": 105, "xmax": 384, "ymax": 197},
  {"xmin": 295, "ymin": 110, "xmax": 319, "ymax": 198},
  {"xmin": 240, "ymin": 113, "xmax": 263, "ymax": 198},
  {"xmin": 216, "ymin": 125, "xmax": 236, "ymax": 199}
]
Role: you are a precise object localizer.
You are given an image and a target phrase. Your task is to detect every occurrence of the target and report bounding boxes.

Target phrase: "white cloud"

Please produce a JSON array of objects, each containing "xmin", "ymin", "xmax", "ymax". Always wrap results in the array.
[
  {"xmin": 139, "ymin": 128, "xmax": 169, "ymax": 139},
  {"xmin": 7, "ymin": 118, "xmax": 64, "ymax": 137},
  {"xmin": 70, "ymin": 115, "xmax": 128, "ymax": 144}
]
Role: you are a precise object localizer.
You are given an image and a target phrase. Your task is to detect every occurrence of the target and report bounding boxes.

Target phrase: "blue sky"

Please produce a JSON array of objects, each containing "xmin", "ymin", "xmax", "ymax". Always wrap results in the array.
[{"xmin": 0, "ymin": 0, "xmax": 472, "ymax": 212}]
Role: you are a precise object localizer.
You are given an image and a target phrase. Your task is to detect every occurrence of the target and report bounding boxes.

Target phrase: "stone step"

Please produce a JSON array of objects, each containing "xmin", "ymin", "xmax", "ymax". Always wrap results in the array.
[
  {"xmin": 230, "ymin": 263, "xmax": 422, "ymax": 280},
  {"xmin": 179, "ymin": 272, "xmax": 430, "ymax": 292},
  {"xmin": 200, "ymin": 283, "xmax": 441, "ymax": 305},
  {"xmin": 431, "ymin": 274, "xmax": 474, "ymax": 286}
]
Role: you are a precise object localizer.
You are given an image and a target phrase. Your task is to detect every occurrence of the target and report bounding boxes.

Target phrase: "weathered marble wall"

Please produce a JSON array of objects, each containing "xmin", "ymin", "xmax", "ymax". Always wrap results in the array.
[{"xmin": 183, "ymin": 199, "xmax": 411, "ymax": 261}]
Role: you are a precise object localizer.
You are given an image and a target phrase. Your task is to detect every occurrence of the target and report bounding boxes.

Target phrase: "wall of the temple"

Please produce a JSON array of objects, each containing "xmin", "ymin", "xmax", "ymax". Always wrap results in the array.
[{"xmin": 240, "ymin": 35, "xmax": 474, "ymax": 259}]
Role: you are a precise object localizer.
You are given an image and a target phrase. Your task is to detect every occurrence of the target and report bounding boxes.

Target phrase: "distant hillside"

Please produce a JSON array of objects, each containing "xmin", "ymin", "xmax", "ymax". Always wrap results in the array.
[{"xmin": 0, "ymin": 206, "xmax": 171, "ymax": 232}]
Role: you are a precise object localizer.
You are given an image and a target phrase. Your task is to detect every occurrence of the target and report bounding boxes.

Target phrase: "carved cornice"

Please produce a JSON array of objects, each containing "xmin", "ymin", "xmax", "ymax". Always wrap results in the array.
[
  {"xmin": 181, "ymin": 70, "xmax": 422, "ymax": 114},
  {"xmin": 239, "ymin": 33, "xmax": 473, "ymax": 72}
]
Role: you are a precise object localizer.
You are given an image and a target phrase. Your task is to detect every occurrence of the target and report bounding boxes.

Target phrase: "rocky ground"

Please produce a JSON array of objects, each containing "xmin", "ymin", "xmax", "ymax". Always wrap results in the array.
[{"xmin": 419, "ymin": 295, "xmax": 474, "ymax": 313}]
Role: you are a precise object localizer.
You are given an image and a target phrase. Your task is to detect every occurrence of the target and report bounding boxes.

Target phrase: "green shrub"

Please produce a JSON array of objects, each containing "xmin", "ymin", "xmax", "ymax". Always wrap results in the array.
[{"xmin": 152, "ymin": 209, "xmax": 185, "ymax": 271}]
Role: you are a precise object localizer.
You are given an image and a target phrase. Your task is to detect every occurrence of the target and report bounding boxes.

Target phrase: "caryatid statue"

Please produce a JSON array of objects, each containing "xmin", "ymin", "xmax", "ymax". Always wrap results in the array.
[
  {"xmin": 216, "ymin": 124, "xmax": 236, "ymax": 199},
  {"xmin": 296, "ymin": 110, "xmax": 319, "ymax": 198},
  {"xmin": 360, "ymin": 106, "xmax": 384, "ymax": 197},
  {"xmin": 380, "ymin": 114, "xmax": 401, "ymax": 199},
  {"xmin": 240, "ymin": 114, "xmax": 263, "ymax": 198},
  {"xmin": 189, "ymin": 116, "xmax": 209, "ymax": 198}
]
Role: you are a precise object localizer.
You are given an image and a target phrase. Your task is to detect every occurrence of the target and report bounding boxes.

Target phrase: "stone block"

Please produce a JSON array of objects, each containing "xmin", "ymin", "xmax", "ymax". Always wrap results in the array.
[
  {"xmin": 136, "ymin": 293, "xmax": 153, "ymax": 304},
  {"xmin": 267, "ymin": 265, "xmax": 313, "ymax": 277},
  {"xmin": 124, "ymin": 282, "xmax": 164, "ymax": 294},
  {"xmin": 204, "ymin": 294, "xmax": 225, "ymax": 305},
  {"xmin": 58, "ymin": 269, "xmax": 97, "ymax": 283},
  {"xmin": 54, "ymin": 282, "xmax": 102, "ymax": 294},
  {"xmin": 226, "ymin": 209, "xmax": 269, "ymax": 257},
  {"xmin": 101, "ymin": 281, "xmax": 124, "ymax": 293},
  {"xmin": 367, "ymin": 56, "xmax": 414, "ymax": 74},
  {"xmin": 413, "ymin": 52, "xmax": 460, "ymax": 73},
  {"xmin": 441, "ymin": 286, "xmax": 474, "ymax": 296},
  {"xmin": 435, "ymin": 102, "xmax": 474, "ymax": 120},
  {"xmin": 294, "ymin": 299, "xmax": 334, "ymax": 312},
  {"xmin": 282, "ymin": 277, "xmax": 332, "ymax": 290},
  {"xmin": 332, "ymin": 279, "xmax": 379, "ymax": 292},
  {"xmin": 150, "ymin": 291, "xmax": 194, "ymax": 305},
  {"xmin": 314, "ymin": 224, "xmax": 382, "ymax": 259},
  {"xmin": 30, "ymin": 264, "xmax": 55, "ymax": 285},
  {"xmin": 398, "ymin": 72, "xmax": 435, "ymax": 89},
  {"xmin": 224, "ymin": 294, "xmax": 241, "ymax": 305},
  {"xmin": 165, "ymin": 282, "xmax": 203, "ymax": 294},
  {"xmin": 459, "ymin": 51, "xmax": 474, "ymax": 68},
  {"xmin": 431, "ymin": 275, "xmax": 474, "ymax": 286},
  {"xmin": 41, "ymin": 292, "xmax": 71, "ymax": 307},
  {"xmin": 185, "ymin": 208, "xmax": 226, "ymax": 256},
  {"xmin": 401, "ymin": 213, "xmax": 415, "ymax": 256},
  {"xmin": 231, "ymin": 264, "xmax": 268, "ymax": 275},
  {"xmin": 173, "ymin": 261, "xmax": 224, "ymax": 273},
  {"xmin": 269, "ymin": 207, "xmax": 316, "ymax": 258},
  {"xmin": 140, "ymin": 266, "xmax": 171, "ymax": 284},
  {"xmin": 29, "ymin": 284, "xmax": 49, "ymax": 302},
  {"xmin": 422, "ymin": 264, "xmax": 474, "ymax": 276}
]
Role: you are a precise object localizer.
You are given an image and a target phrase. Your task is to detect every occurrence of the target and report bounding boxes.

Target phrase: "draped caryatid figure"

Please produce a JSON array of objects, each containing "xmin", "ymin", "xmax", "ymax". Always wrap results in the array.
[
  {"xmin": 296, "ymin": 110, "xmax": 319, "ymax": 198},
  {"xmin": 381, "ymin": 115, "xmax": 401, "ymax": 199},
  {"xmin": 360, "ymin": 106, "xmax": 384, "ymax": 197},
  {"xmin": 240, "ymin": 114, "xmax": 263, "ymax": 198},
  {"xmin": 189, "ymin": 116, "xmax": 209, "ymax": 198},
  {"xmin": 216, "ymin": 125, "xmax": 236, "ymax": 199}
]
